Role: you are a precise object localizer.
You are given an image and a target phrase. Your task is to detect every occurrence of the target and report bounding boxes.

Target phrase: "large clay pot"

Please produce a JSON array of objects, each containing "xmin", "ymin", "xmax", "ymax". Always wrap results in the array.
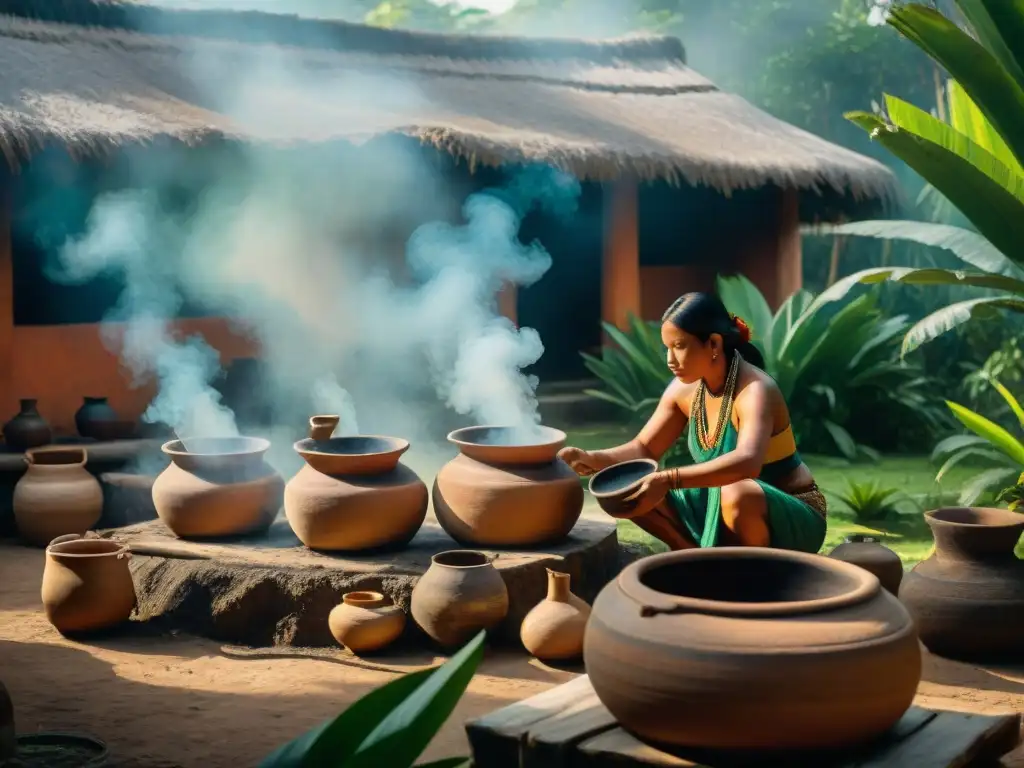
[
  {"xmin": 520, "ymin": 568, "xmax": 590, "ymax": 661},
  {"xmin": 74, "ymin": 396, "xmax": 131, "ymax": 441},
  {"xmin": 0, "ymin": 681, "xmax": 13, "ymax": 762},
  {"xmin": 829, "ymin": 534, "xmax": 904, "ymax": 595},
  {"xmin": 899, "ymin": 506, "xmax": 1024, "ymax": 659},
  {"xmin": 585, "ymin": 547, "xmax": 921, "ymax": 752},
  {"xmin": 411, "ymin": 549, "xmax": 509, "ymax": 648},
  {"xmin": 151, "ymin": 437, "xmax": 284, "ymax": 538},
  {"xmin": 284, "ymin": 416, "xmax": 427, "ymax": 551},
  {"xmin": 432, "ymin": 425, "xmax": 584, "ymax": 547},
  {"xmin": 13, "ymin": 447, "xmax": 103, "ymax": 547},
  {"xmin": 41, "ymin": 533, "xmax": 137, "ymax": 635},
  {"xmin": 2, "ymin": 398, "xmax": 51, "ymax": 452},
  {"xmin": 328, "ymin": 591, "xmax": 406, "ymax": 654}
]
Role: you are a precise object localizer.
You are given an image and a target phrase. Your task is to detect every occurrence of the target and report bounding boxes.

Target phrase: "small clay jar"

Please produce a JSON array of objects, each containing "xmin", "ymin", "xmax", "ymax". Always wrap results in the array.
[
  {"xmin": 2, "ymin": 398, "xmax": 51, "ymax": 452},
  {"xmin": 328, "ymin": 591, "xmax": 406, "ymax": 654},
  {"xmin": 829, "ymin": 534, "xmax": 904, "ymax": 595},
  {"xmin": 41, "ymin": 533, "xmax": 137, "ymax": 635},
  {"xmin": 13, "ymin": 447, "xmax": 103, "ymax": 547},
  {"xmin": 74, "ymin": 396, "xmax": 120, "ymax": 440},
  {"xmin": 411, "ymin": 550, "xmax": 509, "ymax": 649},
  {"xmin": 0, "ymin": 681, "xmax": 13, "ymax": 762},
  {"xmin": 520, "ymin": 569, "xmax": 591, "ymax": 661}
]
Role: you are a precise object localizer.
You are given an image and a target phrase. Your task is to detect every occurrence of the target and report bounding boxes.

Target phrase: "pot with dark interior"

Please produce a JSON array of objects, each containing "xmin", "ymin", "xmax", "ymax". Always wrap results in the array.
[
  {"xmin": 284, "ymin": 415, "xmax": 428, "ymax": 551},
  {"xmin": 432, "ymin": 425, "xmax": 584, "ymax": 547},
  {"xmin": 899, "ymin": 506, "xmax": 1024, "ymax": 660},
  {"xmin": 588, "ymin": 458, "xmax": 659, "ymax": 517},
  {"xmin": 584, "ymin": 547, "xmax": 921, "ymax": 752},
  {"xmin": 151, "ymin": 436, "xmax": 284, "ymax": 538}
]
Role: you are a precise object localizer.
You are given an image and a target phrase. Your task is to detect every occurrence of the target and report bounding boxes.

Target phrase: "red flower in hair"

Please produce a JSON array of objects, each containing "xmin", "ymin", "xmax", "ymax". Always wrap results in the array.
[{"xmin": 731, "ymin": 314, "xmax": 752, "ymax": 343}]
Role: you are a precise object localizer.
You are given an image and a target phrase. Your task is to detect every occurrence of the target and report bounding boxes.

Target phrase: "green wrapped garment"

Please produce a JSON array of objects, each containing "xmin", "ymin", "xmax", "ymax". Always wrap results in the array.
[{"xmin": 666, "ymin": 416, "xmax": 826, "ymax": 553}]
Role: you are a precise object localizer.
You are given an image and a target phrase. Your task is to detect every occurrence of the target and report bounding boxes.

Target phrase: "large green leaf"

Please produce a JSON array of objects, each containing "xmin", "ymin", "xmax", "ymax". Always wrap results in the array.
[
  {"xmin": 345, "ymin": 630, "xmax": 485, "ymax": 768},
  {"xmin": 947, "ymin": 79, "xmax": 1024, "ymax": 174},
  {"xmin": 846, "ymin": 111, "xmax": 1024, "ymax": 260},
  {"xmin": 884, "ymin": 94, "xmax": 1024, "ymax": 204},
  {"xmin": 902, "ymin": 296, "xmax": 1024, "ymax": 353},
  {"xmin": 820, "ymin": 220, "xmax": 1024, "ymax": 277},
  {"xmin": 946, "ymin": 400, "xmax": 1024, "ymax": 465},
  {"xmin": 887, "ymin": 3, "xmax": 1024, "ymax": 168},
  {"xmin": 958, "ymin": 466, "xmax": 1019, "ymax": 505},
  {"xmin": 992, "ymin": 377, "xmax": 1024, "ymax": 429},
  {"xmin": 954, "ymin": 0, "xmax": 1024, "ymax": 90}
]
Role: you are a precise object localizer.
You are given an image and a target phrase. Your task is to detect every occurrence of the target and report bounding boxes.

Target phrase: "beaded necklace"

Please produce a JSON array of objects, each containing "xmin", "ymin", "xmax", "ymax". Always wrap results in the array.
[{"xmin": 693, "ymin": 352, "xmax": 742, "ymax": 451}]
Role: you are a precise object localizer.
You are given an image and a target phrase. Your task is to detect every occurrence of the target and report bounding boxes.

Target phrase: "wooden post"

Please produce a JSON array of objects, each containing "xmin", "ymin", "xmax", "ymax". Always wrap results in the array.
[
  {"xmin": 496, "ymin": 282, "xmax": 517, "ymax": 326},
  {"xmin": 776, "ymin": 188, "xmax": 803, "ymax": 303},
  {"xmin": 601, "ymin": 178, "xmax": 641, "ymax": 337}
]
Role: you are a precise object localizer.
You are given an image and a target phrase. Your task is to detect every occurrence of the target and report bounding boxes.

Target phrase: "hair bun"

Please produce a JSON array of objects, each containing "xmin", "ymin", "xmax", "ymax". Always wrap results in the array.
[{"xmin": 731, "ymin": 314, "xmax": 752, "ymax": 343}]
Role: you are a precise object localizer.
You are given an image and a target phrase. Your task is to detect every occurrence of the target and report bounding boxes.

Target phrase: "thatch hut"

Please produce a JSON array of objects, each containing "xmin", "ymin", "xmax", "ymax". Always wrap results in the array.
[{"xmin": 0, "ymin": 0, "xmax": 896, "ymax": 428}]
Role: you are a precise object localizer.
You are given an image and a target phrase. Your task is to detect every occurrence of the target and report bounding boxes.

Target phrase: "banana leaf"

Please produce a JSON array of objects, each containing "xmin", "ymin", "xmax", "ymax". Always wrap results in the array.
[
  {"xmin": 947, "ymin": 79, "xmax": 1024, "ymax": 174},
  {"xmin": 903, "ymin": 296, "xmax": 1024, "ymax": 353},
  {"xmin": 958, "ymin": 466, "xmax": 1019, "ymax": 504},
  {"xmin": 846, "ymin": 111, "xmax": 1024, "ymax": 260},
  {"xmin": 953, "ymin": 0, "xmax": 1024, "ymax": 91},
  {"xmin": 715, "ymin": 274, "xmax": 775, "ymax": 361},
  {"xmin": 946, "ymin": 400, "xmax": 1024, "ymax": 465},
  {"xmin": 887, "ymin": 3, "xmax": 1024, "ymax": 168},
  {"xmin": 992, "ymin": 377, "xmax": 1024, "ymax": 429}
]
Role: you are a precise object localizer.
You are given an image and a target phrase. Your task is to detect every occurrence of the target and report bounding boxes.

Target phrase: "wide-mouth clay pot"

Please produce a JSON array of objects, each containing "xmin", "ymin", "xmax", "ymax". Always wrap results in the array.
[
  {"xmin": 899, "ymin": 506, "xmax": 1024, "ymax": 660},
  {"xmin": 162, "ymin": 436, "xmax": 271, "ymax": 475},
  {"xmin": 293, "ymin": 435, "xmax": 410, "ymax": 476},
  {"xmin": 328, "ymin": 590, "xmax": 407, "ymax": 654},
  {"xmin": 584, "ymin": 547, "xmax": 921, "ymax": 752},
  {"xmin": 447, "ymin": 425, "xmax": 566, "ymax": 466},
  {"xmin": 588, "ymin": 458, "xmax": 659, "ymax": 517}
]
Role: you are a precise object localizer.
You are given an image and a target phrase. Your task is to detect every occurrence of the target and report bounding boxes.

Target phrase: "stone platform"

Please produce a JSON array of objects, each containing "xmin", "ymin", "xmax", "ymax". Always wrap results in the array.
[{"xmin": 106, "ymin": 514, "xmax": 621, "ymax": 648}]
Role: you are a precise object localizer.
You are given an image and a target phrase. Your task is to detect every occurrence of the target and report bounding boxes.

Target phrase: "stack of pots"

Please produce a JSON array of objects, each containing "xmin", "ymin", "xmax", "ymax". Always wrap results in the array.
[
  {"xmin": 432, "ymin": 425, "xmax": 584, "ymax": 547},
  {"xmin": 151, "ymin": 436, "xmax": 284, "ymax": 538},
  {"xmin": 284, "ymin": 416, "xmax": 428, "ymax": 551}
]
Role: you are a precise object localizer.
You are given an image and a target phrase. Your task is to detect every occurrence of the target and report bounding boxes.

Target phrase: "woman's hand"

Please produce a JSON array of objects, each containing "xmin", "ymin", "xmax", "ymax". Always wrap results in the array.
[
  {"xmin": 622, "ymin": 471, "xmax": 673, "ymax": 518},
  {"xmin": 558, "ymin": 446, "xmax": 601, "ymax": 477}
]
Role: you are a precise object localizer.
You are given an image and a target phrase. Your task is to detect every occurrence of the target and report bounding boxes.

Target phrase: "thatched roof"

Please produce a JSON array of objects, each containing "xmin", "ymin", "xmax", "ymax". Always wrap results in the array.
[{"xmin": 0, "ymin": 0, "xmax": 897, "ymax": 204}]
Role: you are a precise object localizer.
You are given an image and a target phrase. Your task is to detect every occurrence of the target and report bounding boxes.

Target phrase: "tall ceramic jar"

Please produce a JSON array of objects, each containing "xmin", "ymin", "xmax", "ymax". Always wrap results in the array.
[
  {"xmin": 520, "ymin": 569, "xmax": 591, "ymax": 661},
  {"xmin": 411, "ymin": 550, "xmax": 509, "ymax": 649},
  {"xmin": 285, "ymin": 416, "xmax": 427, "ymax": 551},
  {"xmin": 432, "ymin": 426, "xmax": 584, "ymax": 547},
  {"xmin": 328, "ymin": 591, "xmax": 406, "ymax": 654},
  {"xmin": 585, "ymin": 547, "xmax": 921, "ymax": 752},
  {"xmin": 41, "ymin": 533, "xmax": 137, "ymax": 635},
  {"xmin": 2, "ymin": 398, "xmax": 51, "ymax": 452},
  {"xmin": 899, "ymin": 506, "xmax": 1024, "ymax": 659},
  {"xmin": 829, "ymin": 534, "xmax": 904, "ymax": 595},
  {"xmin": 151, "ymin": 436, "xmax": 284, "ymax": 538},
  {"xmin": 13, "ymin": 447, "xmax": 103, "ymax": 547}
]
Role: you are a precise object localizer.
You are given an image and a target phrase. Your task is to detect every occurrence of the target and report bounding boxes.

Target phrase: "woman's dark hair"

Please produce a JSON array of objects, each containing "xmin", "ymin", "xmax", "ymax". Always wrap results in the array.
[{"xmin": 661, "ymin": 292, "xmax": 766, "ymax": 370}]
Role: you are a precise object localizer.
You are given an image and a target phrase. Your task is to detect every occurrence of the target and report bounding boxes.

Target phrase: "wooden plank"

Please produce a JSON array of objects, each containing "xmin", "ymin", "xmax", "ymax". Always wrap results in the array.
[
  {"xmin": 577, "ymin": 728, "xmax": 705, "ymax": 768},
  {"xmin": 851, "ymin": 711, "xmax": 1020, "ymax": 768},
  {"xmin": 465, "ymin": 674, "xmax": 592, "ymax": 768},
  {"xmin": 999, "ymin": 742, "xmax": 1024, "ymax": 767},
  {"xmin": 524, "ymin": 689, "xmax": 618, "ymax": 767}
]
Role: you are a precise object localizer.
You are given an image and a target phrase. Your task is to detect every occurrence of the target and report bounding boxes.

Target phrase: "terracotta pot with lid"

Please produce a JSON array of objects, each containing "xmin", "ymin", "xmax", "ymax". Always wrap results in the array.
[
  {"xmin": 432, "ymin": 425, "xmax": 584, "ymax": 547},
  {"xmin": 13, "ymin": 447, "xmax": 103, "ymax": 547},
  {"xmin": 584, "ymin": 547, "xmax": 921, "ymax": 752}
]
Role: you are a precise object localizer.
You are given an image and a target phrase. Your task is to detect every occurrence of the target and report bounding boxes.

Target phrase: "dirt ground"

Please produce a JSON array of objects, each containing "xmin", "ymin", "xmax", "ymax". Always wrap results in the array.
[{"xmin": 2, "ymin": 543, "xmax": 1023, "ymax": 768}]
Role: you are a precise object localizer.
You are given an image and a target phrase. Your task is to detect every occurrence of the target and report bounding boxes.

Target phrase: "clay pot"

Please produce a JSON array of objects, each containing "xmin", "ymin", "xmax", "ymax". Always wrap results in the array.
[
  {"xmin": 309, "ymin": 414, "xmax": 339, "ymax": 441},
  {"xmin": 74, "ymin": 396, "xmax": 133, "ymax": 441},
  {"xmin": 411, "ymin": 549, "xmax": 509, "ymax": 648},
  {"xmin": 829, "ymin": 534, "xmax": 904, "ymax": 595},
  {"xmin": 432, "ymin": 425, "xmax": 584, "ymax": 547},
  {"xmin": 151, "ymin": 437, "xmax": 284, "ymax": 538},
  {"xmin": 0, "ymin": 681, "xmax": 13, "ymax": 762},
  {"xmin": 900, "ymin": 506, "xmax": 1024, "ymax": 660},
  {"xmin": 589, "ymin": 458, "xmax": 659, "ymax": 517},
  {"xmin": 41, "ymin": 533, "xmax": 137, "ymax": 635},
  {"xmin": 328, "ymin": 591, "xmax": 406, "ymax": 654},
  {"xmin": 2, "ymin": 398, "xmax": 51, "ymax": 452},
  {"xmin": 584, "ymin": 547, "xmax": 921, "ymax": 752},
  {"xmin": 13, "ymin": 447, "xmax": 103, "ymax": 547},
  {"xmin": 284, "ymin": 417, "xmax": 427, "ymax": 551},
  {"xmin": 520, "ymin": 569, "xmax": 591, "ymax": 661}
]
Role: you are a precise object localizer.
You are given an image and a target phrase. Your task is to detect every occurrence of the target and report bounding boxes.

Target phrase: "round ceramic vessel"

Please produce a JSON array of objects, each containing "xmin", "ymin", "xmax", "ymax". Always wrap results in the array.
[
  {"xmin": 584, "ymin": 547, "xmax": 921, "ymax": 752},
  {"xmin": 447, "ymin": 425, "xmax": 566, "ymax": 466},
  {"xmin": 900, "ymin": 506, "xmax": 1024, "ymax": 660},
  {"xmin": 284, "ymin": 437, "xmax": 427, "ymax": 551},
  {"xmin": 2, "ymin": 398, "xmax": 51, "ymax": 452},
  {"xmin": 41, "ymin": 534, "xmax": 137, "ymax": 635},
  {"xmin": 152, "ymin": 437, "xmax": 283, "ymax": 538},
  {"xmin": 13, "ymin": 447, "xmax": 103, "ymax": 547},
  {"xmin": 328, "ymin": 591, "xmax": 406, "ymax": 654},
  {"xmin": 588, "ymin": 458, "xmax": 659, "ymax": 517},
  {"xmin": 520, "ymin": 569, "xmax": 590, "ymax": 661},
  {"xmin": 410, "ymin": 550, "xmax": 509, "ymax": 649},
  {"xmin": 829, "ymin": 534, "xmax": 904, "ymax": 596}
]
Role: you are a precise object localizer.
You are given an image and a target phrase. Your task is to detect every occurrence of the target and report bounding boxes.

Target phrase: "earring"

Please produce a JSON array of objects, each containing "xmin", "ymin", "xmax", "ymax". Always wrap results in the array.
[{"xmin": 712, "ymin": 353, "xmax": 718, "ymax": 361}]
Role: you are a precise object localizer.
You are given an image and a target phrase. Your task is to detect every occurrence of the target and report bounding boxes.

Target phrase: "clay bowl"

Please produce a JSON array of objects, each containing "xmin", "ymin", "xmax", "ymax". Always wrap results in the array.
[
  {"xmin": 588, "ymin": 458, "xmax": 659, "ymax": 516},
  {"xmin": 294, "ymin": 435, "xmax": 410, "ymax": 476},
  {"xmin": 162, "ymin": 436, "xmax": 270, "ymax": 474},
  {"xmin": 447, "ymin": 425, "xmax": 566, "ymax": 466}
]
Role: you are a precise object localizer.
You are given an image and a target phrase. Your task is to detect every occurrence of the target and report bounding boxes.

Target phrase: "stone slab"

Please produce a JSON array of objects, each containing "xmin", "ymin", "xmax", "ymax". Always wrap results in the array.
[{"xmin": 104, "ymin": 514, "xmax": 621, "ymax": 648}]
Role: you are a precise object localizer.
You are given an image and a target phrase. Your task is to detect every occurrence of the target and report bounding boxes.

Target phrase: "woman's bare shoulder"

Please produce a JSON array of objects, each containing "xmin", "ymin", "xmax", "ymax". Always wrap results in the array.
[{"xmin": 665, "ymin": 377, "xmax": 697, "ymax": 416}]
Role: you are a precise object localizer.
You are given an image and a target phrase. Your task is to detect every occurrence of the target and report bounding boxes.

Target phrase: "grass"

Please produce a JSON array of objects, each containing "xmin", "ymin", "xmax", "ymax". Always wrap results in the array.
[{"xmin": 566, "ymin": 425, "xmax": 985, "ymax": 568}]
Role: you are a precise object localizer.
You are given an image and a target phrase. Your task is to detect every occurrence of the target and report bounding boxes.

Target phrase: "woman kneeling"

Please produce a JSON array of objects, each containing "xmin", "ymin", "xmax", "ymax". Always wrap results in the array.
[{"xmin": 559, "ymin": 292, "xmax": 827, "ymax": 553}]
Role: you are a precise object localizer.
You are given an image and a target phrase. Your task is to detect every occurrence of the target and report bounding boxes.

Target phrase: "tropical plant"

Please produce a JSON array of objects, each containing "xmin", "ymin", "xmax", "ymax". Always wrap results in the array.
[
  {"xmin": 581, "ymin": 274, "xmax": 946, "ymax": 460},
  {"xmin": 996, "ymin": 473, "xmax": 1024, "ymax": 511},
  {"xmin": 830, "ymin": 478, "xmax": 918, "ymax": 522},
  {"xmin": 933, "ymin": 377, "xmax": 1024, "ymax": 506},
  {"xmin": 807, "ymin": 1, "xmax": 1024, "ymax": 355},
  {"xmin": 259, "ymin": 630, "xmax": 483, "ymax": 768}
]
